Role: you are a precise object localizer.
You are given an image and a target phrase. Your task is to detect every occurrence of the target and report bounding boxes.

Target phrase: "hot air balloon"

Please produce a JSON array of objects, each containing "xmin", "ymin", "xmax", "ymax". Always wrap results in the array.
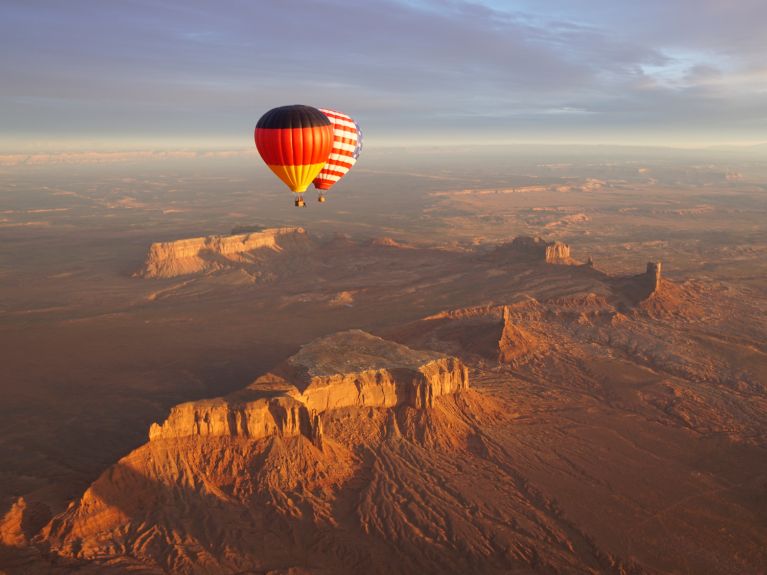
[
  {"xmin": 255, "ymin": 105, "xmax": 334, "ymax": 207},
  {"xmin": 312, "ymin": 109, "xmax": 363, "ymax": 202}
]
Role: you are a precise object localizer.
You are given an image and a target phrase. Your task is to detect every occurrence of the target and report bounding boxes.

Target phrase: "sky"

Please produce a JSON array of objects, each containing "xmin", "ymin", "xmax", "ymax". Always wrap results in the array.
[{"xmin": 1, "ymin": 0, "xmax": 766, "ymax": 151}]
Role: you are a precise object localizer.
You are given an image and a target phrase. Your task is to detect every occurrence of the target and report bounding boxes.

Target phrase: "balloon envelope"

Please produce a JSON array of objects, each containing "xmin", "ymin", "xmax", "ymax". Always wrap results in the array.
[
  {"xmin": 255, "ymin": 105, "xmax": 334, "ymax": 193},
  {"xmin": 313, "ymin": 109, "xmax": 363, "ymax": 191}
]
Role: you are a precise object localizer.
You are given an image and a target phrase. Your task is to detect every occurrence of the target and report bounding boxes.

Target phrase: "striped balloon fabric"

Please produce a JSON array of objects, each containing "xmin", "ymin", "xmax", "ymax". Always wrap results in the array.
[
  {"xmin": 312, "ymin": 109, "xmax": 363, "ymax": 191},
  {"xmin": 255, "ymin": 105, "xmax": 334, "ymax": 193}
]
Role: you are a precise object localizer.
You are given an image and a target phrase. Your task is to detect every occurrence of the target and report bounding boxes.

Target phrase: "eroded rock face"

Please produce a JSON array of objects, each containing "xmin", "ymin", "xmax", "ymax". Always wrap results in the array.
[
  {"xmin": 0, "ymin": 497, "xmax": 51, "ymax": 547},
  {"xmin": 135, "ymin": 227, "xmax": 308, "ymax": 278},
  {"xmin": 611, "ymin": 260, "xmax": 665, "ymax": 307},
  {"xmin": 41, "ymin": 331, "xmax": 473, "ymax": 572},
  {"xmin": 496, "ymin": 236, "xmax": 572, "ymax": 264},
  {"xmin": 498, "ymin": 306, "xmax": 541, "ymax": 365},
  {"xmin": 544, "ymin": 241, "xmax": 571, "ymax": 263},
  {"xmin": 148, "ymin": 330, "xmax": 468, "ymax": 444},
  {"xmin": 385, "ymin": 303, "xmax": 545, "ymax": 367},
  {"xmin": 147, "ymin": 395, "xmax": 312, "ymax": 443},
  {"xmin": 645, "ymin": 261, "xmax": 662, "ymax": 294},
  {"xmin": 36, "ymin": 288, "xmax": 767, "ymax": 575}
]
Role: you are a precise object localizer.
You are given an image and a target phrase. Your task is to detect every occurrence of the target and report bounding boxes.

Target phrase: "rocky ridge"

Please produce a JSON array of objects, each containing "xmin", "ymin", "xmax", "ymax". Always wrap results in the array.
[
  {"xmin": 644, "ymin": 261, "xmax": 662, "ymax": 293},
  {"xmin": 386, "ymin": 303, "xmax": 544, "ymax": 367},
  {"xmin": 135, "ymin": 231, "xmax": 581, "ymax": 283},
  {"xmin": 40, "ymin": 330, "xmax": 479, "ymax": 572},
  {"xmin": 148, "ymin": 330, "xmax": 469, "ymax": 444},
  {"xmin": 135, "ymin": 227, "xmax": 308, "ymax": 278},
  {"xmin": 19, "ymin": 261, "xmax": 767, "ymax": 575},
  {"xmin": 493, "ymin": 235, "xmax": 574, "ymax": 264},
  {"xmin": 610, "ymin": 259, "xmax": 665, "ymax": 306}
]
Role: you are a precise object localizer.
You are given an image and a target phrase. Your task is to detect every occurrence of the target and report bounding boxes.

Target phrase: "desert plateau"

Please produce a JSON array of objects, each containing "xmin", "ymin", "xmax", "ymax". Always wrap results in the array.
[{"xmin": 1, "ymin": 146, "xmax": 766, "ymax": 574}]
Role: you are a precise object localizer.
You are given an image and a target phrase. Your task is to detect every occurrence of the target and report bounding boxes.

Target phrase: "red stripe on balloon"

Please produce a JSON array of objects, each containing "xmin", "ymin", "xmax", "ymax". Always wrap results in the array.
[{"xmin": 255, "ymin": 126, "xmax": 334, "ymax": 166}]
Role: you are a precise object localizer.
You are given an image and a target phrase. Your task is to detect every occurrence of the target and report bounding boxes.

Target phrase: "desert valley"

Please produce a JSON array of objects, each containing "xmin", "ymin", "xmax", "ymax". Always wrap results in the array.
[{"xmin": 0, "ymin": 146, "xmax": 766, "ymax": 573}]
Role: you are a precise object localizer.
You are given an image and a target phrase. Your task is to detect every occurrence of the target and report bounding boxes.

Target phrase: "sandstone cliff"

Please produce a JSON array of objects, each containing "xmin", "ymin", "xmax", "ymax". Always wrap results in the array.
[
  {"xmin": 494, "ymin": 236, "xmax": 573, "ymax": 264},
  {"xmin": 135, "ymin": 227, "xmax": 309, "ymax": 278},
  {"xmin": 497, "ymin": 305, "xmax": 542, "ymax": 364},
  {"xmin": 42, "ymin": 330, "xmax": 477, "ymax": 573},
  {"xmin": 386, "ymin": 302, "xmax": 544, "ymax": 366},
  {"xmin": 149, "ymin": 330, "xmax": 468, "ymax": 443},
  {"xmin": 644, "ymin": 261, "xmax": 662, "ymax": 294},
  {"xmin": 0, "ymin": 497, "xmax": 51, "ymax": 548},
  {"xmin": 610, "ymin": 260, "xmax": 666, "ymax": 308},
  {"xmin": 544, "ymin": 241, "xmax": 571, "ymax": 263},
  {"xmin": 34, "ymin": 285, "xmax": 766, "ymax": 575}
]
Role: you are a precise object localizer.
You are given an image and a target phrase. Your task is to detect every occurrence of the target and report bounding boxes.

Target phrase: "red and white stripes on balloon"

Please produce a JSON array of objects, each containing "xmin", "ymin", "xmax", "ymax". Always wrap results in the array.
[{"xmin": 313, "ymin": 108, "xmax": 362, "ymax": 191}]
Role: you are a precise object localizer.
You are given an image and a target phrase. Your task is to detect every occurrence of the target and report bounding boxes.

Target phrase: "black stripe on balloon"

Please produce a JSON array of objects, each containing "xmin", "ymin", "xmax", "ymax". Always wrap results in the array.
[{"xmin": 256, "ymin": 105, "xmax": 331, "ymax": 129}]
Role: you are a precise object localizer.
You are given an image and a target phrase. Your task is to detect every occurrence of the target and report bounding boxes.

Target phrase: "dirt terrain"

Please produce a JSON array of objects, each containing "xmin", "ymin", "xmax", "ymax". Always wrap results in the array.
[{"xmin": 1, "ymin": 149, "xmax": 765, "ymax": 573}]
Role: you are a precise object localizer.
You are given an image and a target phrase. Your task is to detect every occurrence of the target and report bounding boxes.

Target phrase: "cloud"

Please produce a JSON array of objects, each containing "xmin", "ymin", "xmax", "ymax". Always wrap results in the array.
[
  {"xmin": 1, "ymin": 0, "xmax": 765, "ymax": 146},
  {"xmin": 0, "ymin": 149, "xmax": 256, "ymax": 167}
]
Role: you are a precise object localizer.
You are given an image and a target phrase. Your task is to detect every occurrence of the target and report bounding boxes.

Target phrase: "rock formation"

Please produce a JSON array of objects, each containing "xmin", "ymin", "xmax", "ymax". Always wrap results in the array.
[
  {"xmin": 510, "ymin": 235, "xmax": 550, "ymax": 255},
  {"xmin": 645, "ymin": 261, "xmax": 662, "ymax": 294},
  {"xmin": 0, "ymin": 497, "xmax": 51, "ymax": 547},
  {"xmin": 149, "ymin": 330, "xmax": 469, "ymax": 443},
  {"xmin": 135, "ymin": 227, "xmax": 308, "ymax": 278},
  {"xmin": 28, "ymin": 284, "xmax": 767, "ymax": 575},
  {"xmin": 544, "ymin": 241, "xmax": 571, "ymax": 263},
  {"xmin": 610, "ymin": 260, "xmax": 665, "ymax": 309},
  {"xmin": 386, "ymin": 303, "xmax": 544, "ymax": 366},
  {"xmin": 42, "ymin": 330, "xmax": 477, "ymax": 573},
  {"xmin": 497, "ymin": 306, "xmax": 541, "ymax": 365},
  {"xmin": 495, "ymin": 236, "xmax": 573, "ymax": 264},
  {"xmin": 369, "ymin": 236, "xmax": 413, "ymax": 249}
]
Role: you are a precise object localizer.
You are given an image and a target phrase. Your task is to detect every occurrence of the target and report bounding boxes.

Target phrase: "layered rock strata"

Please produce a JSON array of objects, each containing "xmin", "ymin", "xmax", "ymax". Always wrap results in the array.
[
  {"xmin": 645, "ymin": 261, "xmax": 662, "ymax": 293},
  {"xmin": 387, "ymin": 303, "xmax": 543, "ymax": 367},
  {"xmin": 135, "ymin": 227, "xmax": 307, "ymax": 278},
  {"xmin": 544, "ymin": 241, "xmax": 571, "ymax": 263},
  {"xmin": 148, "ymin": 330, "xmax": 469, "ymax": 445},
  {"xmin": 496, "ymin": 236, "xmax": 573, "ymax": 263}
]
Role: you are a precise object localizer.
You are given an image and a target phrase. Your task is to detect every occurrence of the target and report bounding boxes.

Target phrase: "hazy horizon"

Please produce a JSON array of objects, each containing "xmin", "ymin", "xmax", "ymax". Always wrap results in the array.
[{"xmin": 2, "ymin": 141, "xmax": 766, "ymax": 169}]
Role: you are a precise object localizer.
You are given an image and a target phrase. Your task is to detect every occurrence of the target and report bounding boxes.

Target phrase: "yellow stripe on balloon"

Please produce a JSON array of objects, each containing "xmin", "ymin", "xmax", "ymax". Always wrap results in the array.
[{"xmin": 266, "ymin": 161, "xmax": 328, "ymax": 193}]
